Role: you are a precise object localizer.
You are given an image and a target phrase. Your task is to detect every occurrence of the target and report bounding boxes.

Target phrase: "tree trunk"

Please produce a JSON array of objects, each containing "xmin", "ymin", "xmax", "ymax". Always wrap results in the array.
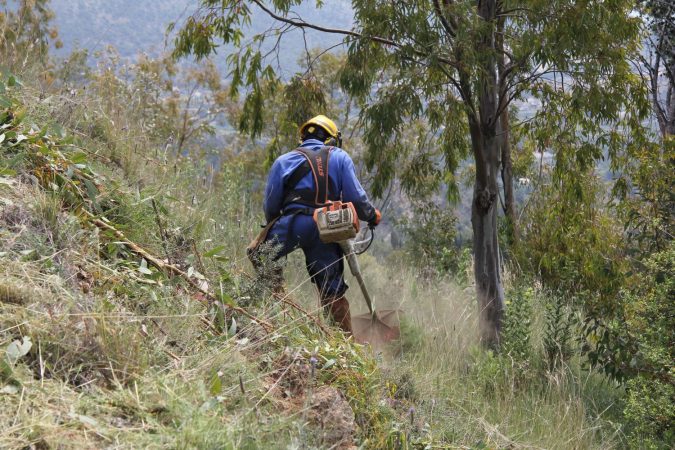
[
  {"xmin": 471, "ymin": 0, "xmax": 504, "ymax": 348},
  {"xmin": 666, "ymin": 60, "xmax": 674, "ymax": 136},
  {"xmin": 496, "ymin": 4, "xmax": 517, "ymax": 246},
  {"xmin": 470, "ymin": 118, "xmax": 505, "ymax": 347},
  {"xmin": 499, "ymin": 109, "xmax": 517, "ymax": 245}
]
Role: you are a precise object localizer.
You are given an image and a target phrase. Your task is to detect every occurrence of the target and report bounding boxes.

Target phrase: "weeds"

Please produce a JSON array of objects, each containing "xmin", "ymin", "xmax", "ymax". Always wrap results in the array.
[
  {"xmin": 501, "ymin": 284, "xmax": 533, "ymax": 365},
  {"xmin": 543, "ymin": 292, "xmax": 577, "ymax": 372}
]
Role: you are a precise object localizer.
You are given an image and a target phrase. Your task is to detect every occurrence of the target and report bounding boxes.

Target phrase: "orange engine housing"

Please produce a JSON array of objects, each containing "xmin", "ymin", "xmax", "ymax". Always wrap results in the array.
[{"xmin": 313, "ymin": 201, "xmax": 359, "ymax": 243}]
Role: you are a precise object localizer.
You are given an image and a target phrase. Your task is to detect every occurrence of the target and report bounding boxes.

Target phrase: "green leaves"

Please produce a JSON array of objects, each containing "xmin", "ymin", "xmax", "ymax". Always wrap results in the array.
[
  {"xmin": 173, "ymin": 2, "xmax": 253, "ymax": 60},
  {"xmin": 138, "ymin": 258, "xmax": 153, "ymax": 275},
  {"xmin": 209, "ymin": 370, "xmax": 223, "ymax": 396},
  {"xmin": 0, "ymin": 78, "xmax": 112, "ymax": 218},
  {"xmin": 5, "ymin": 336, "xmax": 32, "ymax": 366},
  {"xmin": 203, "ymin": 245, "xmax": 226, "ymax": 258},
  {"xmin": 82, "ymin": 179, "xmax": 99, "ymax": 210},
  {"xmin": 7, "ymin": 75, "xmax": 22, "ymax": 88},
  {"xmin": 0, "ymin": 73, "xmax": 23, "ymax": 109},
  {"xmin": 69, "ymin": 150, "xmax": 88, "ymax": 165},
  {"xmin": 1, "ymin": 336, "xmax": 33, "ymax": 392}
]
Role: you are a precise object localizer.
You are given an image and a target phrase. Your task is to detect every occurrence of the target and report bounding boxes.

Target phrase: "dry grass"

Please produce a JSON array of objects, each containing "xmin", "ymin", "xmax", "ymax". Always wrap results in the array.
[
  {"xmin": 0, "ymin": 174, "xmax": 395, "ymax": 449},
  {"xmin": 272, "ymin": 244, "xmax": 626, "ymax": 448}
]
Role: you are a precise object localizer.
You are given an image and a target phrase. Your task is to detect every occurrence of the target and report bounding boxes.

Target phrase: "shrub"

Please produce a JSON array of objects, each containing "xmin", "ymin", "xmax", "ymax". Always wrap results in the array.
[
  {"xmin": 620, "ymin": 245, "xmax": 674, "ymax": 448},
  {"xmin": 542, "ymin": 292, "xmax": 577, "ymax": 372},
  {"xmin": 501, "ymin": 285, "xmax": 533, "ymax": 365},
  {"xmin": 624, "ymin": 376, "xmax": 674, "ymax": 449},
  {"xmin": 397, "ymin": 201, "xmax": 462, "ymax": 277},
  {"xmin": 516, "ymin": 172, "xmax": 627, "ymax": 316}
]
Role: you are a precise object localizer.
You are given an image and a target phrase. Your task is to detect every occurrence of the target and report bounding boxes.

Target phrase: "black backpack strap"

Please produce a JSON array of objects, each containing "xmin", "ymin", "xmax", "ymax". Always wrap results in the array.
[
  {"xmin": 284, "ymin": 158, "xmax": 311, "ymax": 193},
  {"xmin": 283, "ymin": 146, "xmax": 333, "ymax": 208}
]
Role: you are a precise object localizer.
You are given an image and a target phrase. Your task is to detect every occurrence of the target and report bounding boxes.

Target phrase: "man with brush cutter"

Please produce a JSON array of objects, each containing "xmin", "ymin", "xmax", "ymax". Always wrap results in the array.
[{"xmin": 248, "ymin": 115, "xmax": 381, "ymax": 334}]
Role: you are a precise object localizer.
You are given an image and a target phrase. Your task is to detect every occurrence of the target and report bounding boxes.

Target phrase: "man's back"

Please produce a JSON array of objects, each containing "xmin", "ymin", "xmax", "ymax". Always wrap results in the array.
[{"xmin": 263, "ymin": 139, "xmax": 375, "ymax": 223}]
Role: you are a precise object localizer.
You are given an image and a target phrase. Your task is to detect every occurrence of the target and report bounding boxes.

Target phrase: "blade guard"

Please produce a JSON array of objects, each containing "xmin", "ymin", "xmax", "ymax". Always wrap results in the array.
[{"xmin": 313, "ymin": 201, "xmax": 359, "ymax": 243}]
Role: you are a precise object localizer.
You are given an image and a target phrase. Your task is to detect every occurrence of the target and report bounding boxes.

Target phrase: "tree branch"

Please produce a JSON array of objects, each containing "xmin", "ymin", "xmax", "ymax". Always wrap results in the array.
[
  {"xmin": 496, "ymin": 7, "xmax": 533, "ymax": 17},
  {"xmin": 432, "ymin": 0, "xmax": 456, "ymax": 38},
  {"xmin": 250, "ymin": 0, "xmax": 458, "ymax": 68},
  {"xmin": 646, "ymin": 40, "xmax": 668, "ymax": 136},
  {"xmin": 499, "ymin": 53, "xmax": 530, "ymax": 85}
]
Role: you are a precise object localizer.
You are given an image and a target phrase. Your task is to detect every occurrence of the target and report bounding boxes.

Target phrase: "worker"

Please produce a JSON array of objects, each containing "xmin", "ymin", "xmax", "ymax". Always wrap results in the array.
[{"xmin": 249, "ymin": 115, "xmax": 381, "ymax": 334}]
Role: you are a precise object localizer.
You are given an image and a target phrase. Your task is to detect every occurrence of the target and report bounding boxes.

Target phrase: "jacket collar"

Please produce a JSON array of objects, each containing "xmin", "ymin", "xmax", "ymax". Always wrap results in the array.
[{"xmin": 300, "ymin": 138, "xmax": 324, "ymax": 147}]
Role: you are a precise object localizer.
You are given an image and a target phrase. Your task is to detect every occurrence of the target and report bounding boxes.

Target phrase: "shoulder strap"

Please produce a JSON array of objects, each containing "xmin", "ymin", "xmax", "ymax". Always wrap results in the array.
[
  {"xmin": 299, "ymin": 146, "xmax": 332, "ymax": 205},
  {"xmin": 284, "ymin": 146, "xmax": 333, "ymax": 207},
  {"xmin": 284, "ymin": 153, "xmax": 311, "ymax": 193}
]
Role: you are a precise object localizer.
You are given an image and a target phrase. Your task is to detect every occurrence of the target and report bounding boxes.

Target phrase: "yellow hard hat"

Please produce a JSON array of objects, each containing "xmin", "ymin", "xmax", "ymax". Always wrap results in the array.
[{"xmin": 299, "ymin": 114, "xmax": 339, "ymax": 140}]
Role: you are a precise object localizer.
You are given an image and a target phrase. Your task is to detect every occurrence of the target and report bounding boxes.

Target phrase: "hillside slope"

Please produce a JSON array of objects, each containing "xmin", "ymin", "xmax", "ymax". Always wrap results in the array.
[
  {"xmin": 0, "ymin": 74, "xmax": 400, "ymax": 449},
  {"xmin": 0, "ymin": 71, "xmax": 628, "ymax": 449}
]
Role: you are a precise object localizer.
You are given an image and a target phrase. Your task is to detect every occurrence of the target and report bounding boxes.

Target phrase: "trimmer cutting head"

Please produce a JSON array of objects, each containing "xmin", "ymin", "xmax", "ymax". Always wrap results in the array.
[
  {"xmin": 316, "ymin": 215, "xmax": 401, "ymax": 348},
  {"xmin": 352, "ymin": 309, "xmax": 400, "ymax": 348}
]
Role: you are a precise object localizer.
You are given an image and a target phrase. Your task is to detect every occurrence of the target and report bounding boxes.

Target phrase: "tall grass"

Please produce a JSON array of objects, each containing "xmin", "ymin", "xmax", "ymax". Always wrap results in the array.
[
  {"xmin": 0, "ymin": 54, "xmax": 630, "ymax": 449},
  {"xmin": 276, "ymin": 244, "xmax": 627, "ymax": 448}
]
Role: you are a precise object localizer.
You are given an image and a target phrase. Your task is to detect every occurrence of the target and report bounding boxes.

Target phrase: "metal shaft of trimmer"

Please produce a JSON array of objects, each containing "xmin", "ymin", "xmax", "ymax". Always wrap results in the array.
[{"xmin": 339, "ymin": 240, "xmax": 376, "ymax": 319}]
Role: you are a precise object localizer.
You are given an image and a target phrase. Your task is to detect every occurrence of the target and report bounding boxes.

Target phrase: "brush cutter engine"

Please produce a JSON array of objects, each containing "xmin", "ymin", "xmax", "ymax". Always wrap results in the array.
[{"xmin": 313, "ymin": 201, "xmax": 359, "ymax": 243}]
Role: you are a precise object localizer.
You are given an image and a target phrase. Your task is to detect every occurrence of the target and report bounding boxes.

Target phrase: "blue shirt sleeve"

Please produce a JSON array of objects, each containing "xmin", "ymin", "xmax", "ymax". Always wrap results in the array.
[
  {"xmin": 339, "ymin": 153, "xmax": 376, "ymax": 222},
  {"xmin": 263, "ymin": 159, "xmax": 284, "ymax": 222}
]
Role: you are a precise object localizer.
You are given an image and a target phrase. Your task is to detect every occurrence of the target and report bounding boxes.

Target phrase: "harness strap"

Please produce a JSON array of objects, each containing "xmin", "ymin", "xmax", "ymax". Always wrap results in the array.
[
  {"xmin": 281, "ymin": 206, "xmax": 314, "ymax": 216},
  {"xmin": 283, "ymin": 146, "xmax": 333, "ymax": 207},
  {"xmin": 283, "ymin": 160, "xmax": 311, "ymax": 196}
]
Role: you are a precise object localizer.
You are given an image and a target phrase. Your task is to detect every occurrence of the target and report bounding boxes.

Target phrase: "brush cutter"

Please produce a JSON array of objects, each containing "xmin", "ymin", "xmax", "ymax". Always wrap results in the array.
[{"xmin": 314, "ymin": 202, "xmax": 400, "ymax": 346}]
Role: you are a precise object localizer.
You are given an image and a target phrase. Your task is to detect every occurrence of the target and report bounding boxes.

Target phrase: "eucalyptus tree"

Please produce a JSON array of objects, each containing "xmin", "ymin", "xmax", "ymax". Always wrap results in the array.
[
  {"xmin": 0, "ymin": 0, "xmax": 61, "ymax": 68},
  {"xmin": 614, "ymin": 1, "xmax": 673, "ymax": 257},
  {"xmin": 640, "ymin": 0, "xmax": 675, "ymax": 138},
  {"xmin": 174, "ymin": 0, "xmax": 647, "ymax": 346}
]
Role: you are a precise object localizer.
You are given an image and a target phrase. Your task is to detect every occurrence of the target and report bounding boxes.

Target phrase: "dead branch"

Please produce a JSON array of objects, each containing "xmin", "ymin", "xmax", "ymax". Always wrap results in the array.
[{"xmin": 84, "ymin": 211, "xmax": 274, "ymax": 333}]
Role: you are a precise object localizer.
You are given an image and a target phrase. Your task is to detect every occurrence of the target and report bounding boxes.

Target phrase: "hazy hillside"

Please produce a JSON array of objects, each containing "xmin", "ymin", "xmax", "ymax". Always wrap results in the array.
[{"xmin": 51, "ymin": 0, "xmax": 353, "ymax": 75}]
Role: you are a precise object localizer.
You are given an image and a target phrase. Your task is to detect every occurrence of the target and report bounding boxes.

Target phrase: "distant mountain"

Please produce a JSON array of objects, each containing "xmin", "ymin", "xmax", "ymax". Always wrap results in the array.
[
  {"xmin": 51, "ymin": 0, "xmax": 354, "ymax": 76},
  {"xmin": 51, "ymin": 0, "xmax": 192, "ymax": 58}
]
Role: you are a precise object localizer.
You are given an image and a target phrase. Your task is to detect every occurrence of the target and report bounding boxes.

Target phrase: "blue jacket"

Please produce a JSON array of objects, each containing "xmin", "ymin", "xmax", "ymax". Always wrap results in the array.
[{"xmin": 263, "ymin": 139, "xmax": 376, "ymax": 223}]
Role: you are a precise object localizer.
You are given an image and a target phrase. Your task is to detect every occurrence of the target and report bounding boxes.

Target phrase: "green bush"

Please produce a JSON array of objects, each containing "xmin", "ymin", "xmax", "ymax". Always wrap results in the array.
[
  {"xmin": 625, "ymin": 377, "xmax": 674, "ymax": 449},
  {"xmin": 620, "ymin": 245, "xmax": 674, "ymax": 448},
  {"xmin": 542, "ymin": 292, "xmax": 577, "ymax": 371},
  {"xmin": 397, "ymin": 201, "xmax": 463, "ymax": 277},
  {"xmin": 501, "ymin": 285, "xmax": 533, "ymax": 365},
  {"xmin": 516, "ymin": 173, "xmax": 627, "ymax": 316}
]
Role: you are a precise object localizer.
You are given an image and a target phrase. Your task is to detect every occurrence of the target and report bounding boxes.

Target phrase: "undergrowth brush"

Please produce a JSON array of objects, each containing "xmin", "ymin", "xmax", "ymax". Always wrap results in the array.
[{"xmin": 0, "ymin": 66, "xmax": 635, "ymax": 449}]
